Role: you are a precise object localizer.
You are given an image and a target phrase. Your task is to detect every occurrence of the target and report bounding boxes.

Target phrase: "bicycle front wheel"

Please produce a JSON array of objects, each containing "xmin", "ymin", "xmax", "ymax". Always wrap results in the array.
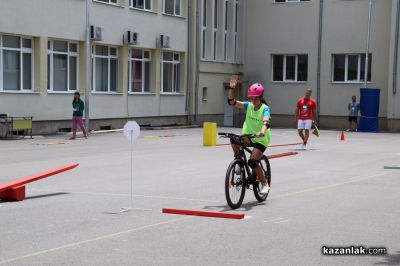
[
  {"xmin": 225, "ymin": 159, "xmax": 246, "ymax": 209},
  {"xmin": 253, "ymin": 155, "xmax": 271, "ymax": 202}
]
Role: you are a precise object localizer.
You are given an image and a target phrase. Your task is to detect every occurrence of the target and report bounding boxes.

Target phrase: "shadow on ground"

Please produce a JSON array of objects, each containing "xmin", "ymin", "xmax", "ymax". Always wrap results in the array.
[
  {"xmin": 374, "ymin": 251, "xmax": 400, "ymax": 265},
  {"xmin": 203, "ymin": 200, "xmax": 268, "ymax": 212}
]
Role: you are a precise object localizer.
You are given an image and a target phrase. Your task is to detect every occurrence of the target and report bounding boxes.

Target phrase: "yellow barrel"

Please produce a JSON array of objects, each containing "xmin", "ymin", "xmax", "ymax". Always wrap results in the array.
[{"xmin": 203, "ymin": 122, "xmax": 217, "ymax": 146}]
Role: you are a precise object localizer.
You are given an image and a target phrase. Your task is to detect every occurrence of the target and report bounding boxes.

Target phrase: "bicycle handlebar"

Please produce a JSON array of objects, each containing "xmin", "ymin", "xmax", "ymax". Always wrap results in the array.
[{"xmin": 218, "ymin": 132, "xmax": 258, "ymax": 139}]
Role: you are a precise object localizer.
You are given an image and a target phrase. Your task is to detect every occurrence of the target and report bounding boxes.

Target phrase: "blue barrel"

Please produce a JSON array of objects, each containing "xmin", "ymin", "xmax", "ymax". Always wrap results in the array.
[{"xmin": 358, "ymin": 88, "xmax": 380, "ymax": 132}]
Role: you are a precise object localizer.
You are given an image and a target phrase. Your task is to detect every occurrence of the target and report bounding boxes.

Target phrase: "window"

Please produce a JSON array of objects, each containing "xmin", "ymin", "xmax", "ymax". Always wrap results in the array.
[
  {"xmin": 332, "ymin": 54, "xmax": 371, "ymax": 83},
  {"xmin": 47, "ymin": 40, "xmax": 78, "ymax": 92},
  {"xmin": 201, "ymin": 0, "xmax": 207, "ymax": 59},
  {"xmin": 274, "ymin": 0, "xmax": 310, "ymax": 3},
  {"xmin": 272, "ymin": 54, "xmax": 308, "ymax": 82},
  {"xmin": 164, "ymin": 0, "xmax": 181, "ymax": 16},
  {"xmin": 95, "ymin": 0, "xmax": 118, "ymax": 4},
  {"xmin": 93, "ymin": 45, "xmax": 118, "ymax": 92},
  {"xmin": 162, "ymin": 52, "xmax": 180, "ymax": 93},
  {"xmin": 202, "ymin": 87, "xmax": 208, "ymax": 101},
  {"xmin": 213, "ymin": 0, "xmax": 218, "ymax": 60},
  {"xmin": 223, "ymin": 0, "xmax": 228, "ymax": 61},
  {"xmin": 234, "ymin": 0, "xmax": 238, "ymax": 62},
  {"xmin": 0, "ymin": 35, "xmax": 33, "ymax": 91},
  {"xmin": 129, "ymin": 49, "xmax": 151, "ymax": 93},
  {"xmin": 130, "ymin": 0, "xmax": 151, "ymax": 10}
]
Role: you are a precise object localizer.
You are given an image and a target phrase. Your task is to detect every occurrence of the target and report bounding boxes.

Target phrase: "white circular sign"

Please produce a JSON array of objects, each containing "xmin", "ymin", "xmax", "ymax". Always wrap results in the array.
[{"xmin": 123, "ymin": 121, "xmax": 140, "ymax": 142}]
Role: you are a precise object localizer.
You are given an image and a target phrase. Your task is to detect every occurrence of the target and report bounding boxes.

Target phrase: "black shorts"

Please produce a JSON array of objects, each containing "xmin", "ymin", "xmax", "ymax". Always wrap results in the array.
[
  {"xmin": 348, "ymin": 116, "xmax": 357, "ymax": 123},
  {"xmin": 230, "ymin": 138, "xmax": 267, "ymax": 153}
]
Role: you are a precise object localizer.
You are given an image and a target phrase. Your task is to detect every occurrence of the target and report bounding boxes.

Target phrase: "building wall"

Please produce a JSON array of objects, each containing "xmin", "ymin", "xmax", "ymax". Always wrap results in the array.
[
  {"xmin": 321, "ymin": 0, "xmax": 391, "ymax": 117},
  {"xmin": 244, "ymin": 0, "xmax": 318, "ymax": 116},
  {"xmin": 0, "ymin": 0, "xmax": 189, "ymax": 132},
  {"xmin": 195, "ymin": 0, "xmax": 245, "ymax": 126},
  {"xmin": 387, "ymin": 0, "xmax": 400, "ymax": 131},
  {"xmin": 2, "ymin": 0, "xmax": 400, "ymax": 134},
  {"xmin": 244, "ymin": 0, "xmax": 393, "ymax": 129}
]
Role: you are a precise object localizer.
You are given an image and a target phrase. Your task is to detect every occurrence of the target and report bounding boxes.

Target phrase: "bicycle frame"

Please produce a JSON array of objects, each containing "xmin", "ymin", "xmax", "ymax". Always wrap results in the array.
[
  {"xmin": 221, "ymin": 133, "xmax": 258, "ymax": 184},
  {"xmin": 236, "ymin": 138, "xmax": 252, "ymax": 181}
]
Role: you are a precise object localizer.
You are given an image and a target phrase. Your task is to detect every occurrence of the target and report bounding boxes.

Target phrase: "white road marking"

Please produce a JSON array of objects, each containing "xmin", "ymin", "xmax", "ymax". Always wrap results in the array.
[
  {"xmin": 0, "ymin": 216, "xmax": 192, "ymax": 265},
  {"xmin": 263, "ymin": 217, "xmax": 285, "ymax": 223},
  {"xmin": 274, "ymin": 219, "xmax": 290, "ymax": 224},
  {"xmin": 29, "ymin": 189, "xmax": 222, "ymax": 203}
]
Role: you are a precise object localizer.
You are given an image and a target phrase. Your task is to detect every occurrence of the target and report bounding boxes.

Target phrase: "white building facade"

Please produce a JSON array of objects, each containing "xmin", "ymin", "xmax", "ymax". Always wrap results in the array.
[
  {"xmin": 0, "ymin": 0, "xmax": 190, "ymax": 133},
  {"xmin": 1, "ymin": 0, "xmax": 400, "ymax": 133}
]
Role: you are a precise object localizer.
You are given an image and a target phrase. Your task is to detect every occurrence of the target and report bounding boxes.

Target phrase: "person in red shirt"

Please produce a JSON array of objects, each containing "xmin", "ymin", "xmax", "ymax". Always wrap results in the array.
[{"xmin": 295, "ymin": 89, "xmax": 317, "ymax": 150}]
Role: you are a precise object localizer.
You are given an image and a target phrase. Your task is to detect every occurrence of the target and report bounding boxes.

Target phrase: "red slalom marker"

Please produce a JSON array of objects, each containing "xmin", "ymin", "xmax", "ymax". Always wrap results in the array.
[{"xmin": 162, "ymin": 208, "xmax": 245, "ymax": 219}]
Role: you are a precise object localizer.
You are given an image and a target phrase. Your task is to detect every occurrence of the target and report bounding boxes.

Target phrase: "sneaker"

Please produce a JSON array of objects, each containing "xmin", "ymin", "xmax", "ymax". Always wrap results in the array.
[
  {"xmin": 84, "ymin": 135, "xmax": 88, "ymax": 139},
  {"xmin": 303, "ymin": 144, "xmax": 307, "ymax": 150},
  {"xmin": 346, "ymin": 129, "xmax": 350, "ymax": 132},
  {"xmin": 301, "ymin": 144, "xmax": 305, "ymax": 150},
  {"xmin": 69, "ymin": 137, "xmax": 76, "ymax": 140},
  {"xmin": 234, "ymin": 165, "xmax": 241, "ymax": 175},
  {"xmin": 260, "ymin": 183, "xmax": 270, "ymax": 194}
]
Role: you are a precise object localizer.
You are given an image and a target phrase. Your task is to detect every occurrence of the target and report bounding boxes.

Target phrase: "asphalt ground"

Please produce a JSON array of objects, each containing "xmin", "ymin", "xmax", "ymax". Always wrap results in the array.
[{"xmin": 0, "ymin": 127, "xmax": 399, "ymax": 266}]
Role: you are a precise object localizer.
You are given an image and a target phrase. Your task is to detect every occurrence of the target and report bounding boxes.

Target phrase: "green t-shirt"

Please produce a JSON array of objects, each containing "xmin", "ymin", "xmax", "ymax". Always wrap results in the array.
[
  {"xmin": 72, "ymin": 100, "xmax": 84, "ymax": 117},
  {"xmin": 242, "ymin": 102, "xmax": 271, "ymax": 148}
]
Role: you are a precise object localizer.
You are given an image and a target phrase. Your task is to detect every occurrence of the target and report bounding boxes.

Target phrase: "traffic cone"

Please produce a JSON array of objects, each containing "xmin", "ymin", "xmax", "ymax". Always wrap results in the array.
[{"xmin": 340, "ymin": 131, "xmax": 345, "ymax": 141}]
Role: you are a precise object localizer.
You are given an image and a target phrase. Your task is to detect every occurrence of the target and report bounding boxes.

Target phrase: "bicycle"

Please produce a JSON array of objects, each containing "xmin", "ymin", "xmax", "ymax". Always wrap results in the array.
[{"xmin": 218, "ymin": 133, "xmax": 271, "ymax": 209}]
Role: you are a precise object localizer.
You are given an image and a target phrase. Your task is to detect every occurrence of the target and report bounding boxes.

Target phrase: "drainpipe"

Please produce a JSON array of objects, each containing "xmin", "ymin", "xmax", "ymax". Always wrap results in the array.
[
  {"xmin": 186, "ymin": 0, "xmax": 192, "ymax": 114},
  {"xmin": 393, "ymin": 0, "xmax": 400, "ymax": 95},
  {"xmin": 363, "ymin": 0, "xmax": 372, "ymax": 88},
  {"xmin": 316, "ymin": 0, "xmax": 323, "ymax": 123},
  {"xmin": 194, "ymin": 0, "xmax": 201, "ymax": 122},
  {"xmin": 85, "ymin": 0, "xmax": 91, "ymax": 131}
]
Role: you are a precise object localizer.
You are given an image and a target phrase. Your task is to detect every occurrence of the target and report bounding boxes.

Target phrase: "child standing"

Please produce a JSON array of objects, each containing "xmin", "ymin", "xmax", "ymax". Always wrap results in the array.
[{"xmin": 70, "ymin": 92, "xmax": 88, "ymax": 139}]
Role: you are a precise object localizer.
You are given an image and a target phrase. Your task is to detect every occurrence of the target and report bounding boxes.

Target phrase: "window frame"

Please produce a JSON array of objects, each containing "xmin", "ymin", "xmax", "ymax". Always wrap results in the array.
[
  {"xmin": 128, "ymin": 48, "xmax": 152, "ymax": 94},
  {"xmin": 130, "ymin": 0, "xmax": 151, "ymax": 11},
  {"xmin": 94, "ymin": 0, "xmax": 118, "ymax": 5},
  {"xmin": 212, "ymin": 0, "xmax": 218, "ymax": 61},
  {"xmin": 274, "ymin": 0, "xmax": 310, "ymax": 3},
  {"xmin": 223, "ymin": 0, "xmax": 228, "ymax": 62},
  {"xmin": 233, "ymin": 0, "xmax": 239, "ymax": 63},
  {"xmin": 201, "ymin": 0, "xmax": 207, "ymax": 59},
  {"xmin": 47, "ymin": 39, "xmax": 79, "ymax": 92},
  {"xmin": 163, "ymin": 0, "xmax": 182, "ymax": 16},
  {"xmin": 161, "ymin": 51, "xmax": 180, "ymax": 94},
  {"xmin": 92, "ymin": 45, "xmax": 119, "ymax": 93},
  {"xmin": 271, "ymin": 54, "xmax": 308, "ymax": 83},
  {"xmin": 0, "ymin": 35, "xmax": 34, "ymax": 92},
  {"xmin": 332, "ymin": 53, "xmax": 372, "ymax": 84}
]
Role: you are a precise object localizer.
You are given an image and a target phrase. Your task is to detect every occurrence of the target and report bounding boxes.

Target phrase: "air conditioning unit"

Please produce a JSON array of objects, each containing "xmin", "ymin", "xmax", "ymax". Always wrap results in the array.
[
  {"xmin": 159, "ymin": 35, "xmax": 171, "ymax": 48},
  {"xmin": 90, "ymin": 25, "xmax": 104, "ymax": 41},
  {"xmin": 124, "ymin": 31, "xmax": 138, "ymax": 45}
]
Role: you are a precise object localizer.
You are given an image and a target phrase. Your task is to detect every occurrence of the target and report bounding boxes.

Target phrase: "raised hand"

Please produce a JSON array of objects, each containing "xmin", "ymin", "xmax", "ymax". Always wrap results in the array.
[{"xmin": 230, "ymin": 75, "xmax": 238, "ymax": 89}]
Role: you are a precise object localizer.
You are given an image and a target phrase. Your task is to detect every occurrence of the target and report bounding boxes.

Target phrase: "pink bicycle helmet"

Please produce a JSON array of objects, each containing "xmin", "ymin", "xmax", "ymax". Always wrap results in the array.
[{"xmin": 247, "ymin": 83, "xmax": 264, "ymax": 97}]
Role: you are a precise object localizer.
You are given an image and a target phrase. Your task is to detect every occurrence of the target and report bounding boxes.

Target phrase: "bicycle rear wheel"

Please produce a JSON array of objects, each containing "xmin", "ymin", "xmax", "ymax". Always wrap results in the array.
[
  {"xmin": 253, "ymin": 155, "xmax": 271, "ymax": 202},
  {"xmin": 225, "ymin": 159, "xmax": 246, "ymax": 209}
]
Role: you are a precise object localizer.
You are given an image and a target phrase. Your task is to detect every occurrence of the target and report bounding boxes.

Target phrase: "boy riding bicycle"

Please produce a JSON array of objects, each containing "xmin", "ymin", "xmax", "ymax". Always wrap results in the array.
[{"xmin": 227, "ymin": 76, "xmax": 271, "ymax": 194}]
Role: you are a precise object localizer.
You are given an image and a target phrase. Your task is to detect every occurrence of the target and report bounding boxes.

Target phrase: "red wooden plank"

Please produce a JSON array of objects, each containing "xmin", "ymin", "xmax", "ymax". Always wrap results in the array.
[
  {"xmin": 269, "ymin": 142, "xmax": 303, "ymax": 148},
  {"xmin": 162, "ymin": 208, "xmax": 245, "ymax": 219},
  {"xmin": 267, "ymin": 152, "xmax": 298, "ymax": 160},
  {"xmin": 0, "ymin": 163, "xmax": 79, "ymax": 192},
  {"xmin": 0, "ymin": 185, "xmax": 25, "ymax": 201}
]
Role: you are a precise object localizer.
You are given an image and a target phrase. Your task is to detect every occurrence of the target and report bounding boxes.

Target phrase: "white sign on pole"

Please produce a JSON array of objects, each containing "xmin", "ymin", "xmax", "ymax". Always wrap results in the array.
[
  {"xmin": 107, "ymin": 121, "xmax": 150, "ymax": 214},
  {"xmin": 123, "ymin": 121, "xmax": 140, "ymax": 142}
]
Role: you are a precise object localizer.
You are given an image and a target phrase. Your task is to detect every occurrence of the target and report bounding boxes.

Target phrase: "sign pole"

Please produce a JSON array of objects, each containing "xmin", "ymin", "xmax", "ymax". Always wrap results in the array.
[{"xmin": 107, "ymin": 121, "xmax": 151, "ymax": 214}]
